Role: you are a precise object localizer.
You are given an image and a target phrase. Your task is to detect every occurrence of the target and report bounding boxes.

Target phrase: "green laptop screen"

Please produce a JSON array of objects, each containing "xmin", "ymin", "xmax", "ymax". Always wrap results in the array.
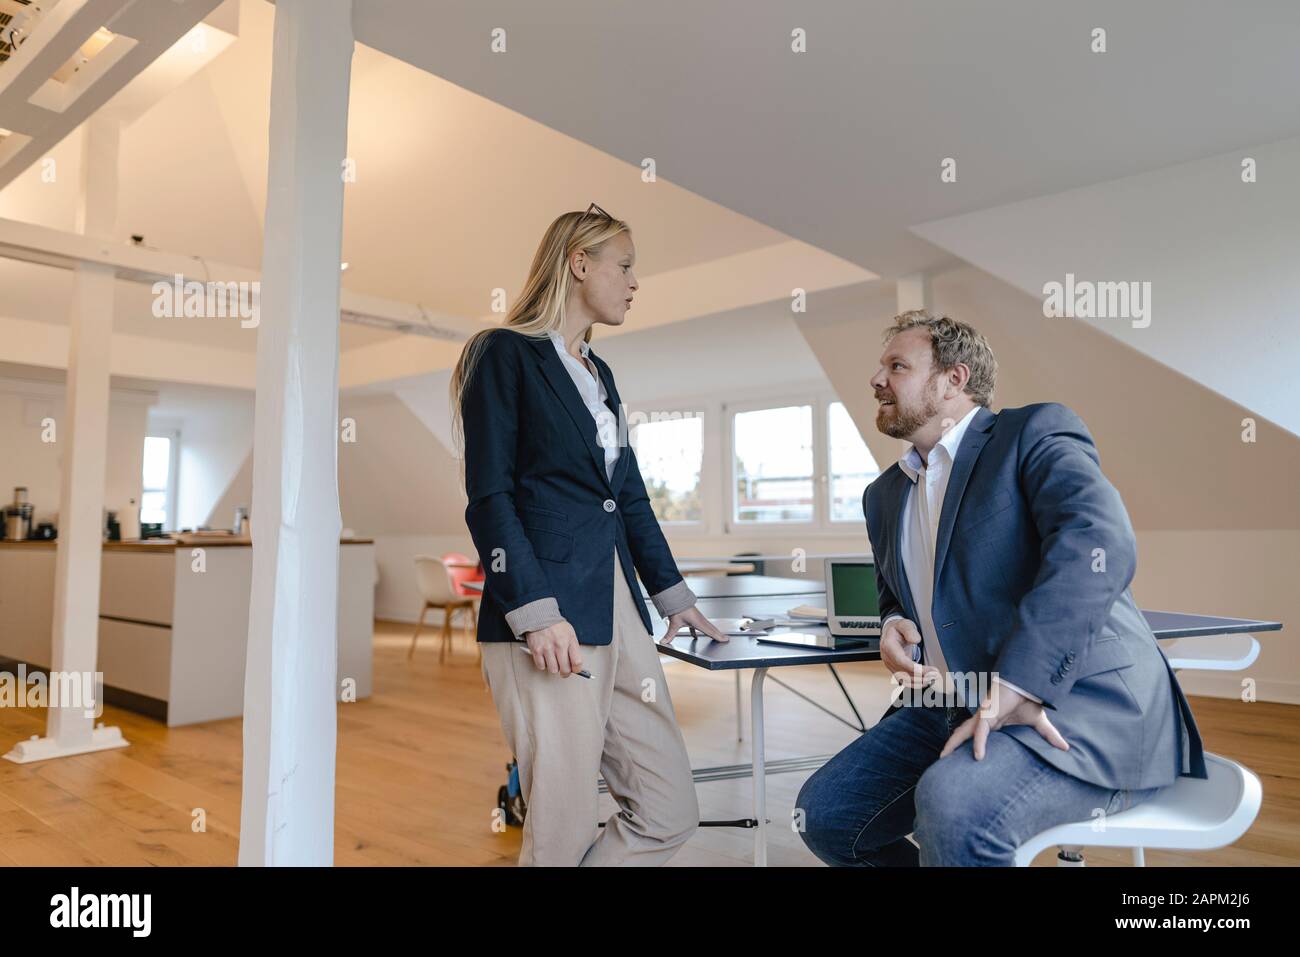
[{"xmin": 831, "ymin": 563, "xmax": 880, "ymax": 616}]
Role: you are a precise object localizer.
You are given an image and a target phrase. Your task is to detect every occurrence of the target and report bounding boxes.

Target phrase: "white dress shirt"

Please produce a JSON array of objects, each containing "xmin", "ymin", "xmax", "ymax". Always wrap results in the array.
[
  {"xmin": 547, "ymin": 331, "xmax": 620, "ymax": 482},
  {"xmin": 884, "ymin": 405, "xmax": 1040, "ymax": 706}
]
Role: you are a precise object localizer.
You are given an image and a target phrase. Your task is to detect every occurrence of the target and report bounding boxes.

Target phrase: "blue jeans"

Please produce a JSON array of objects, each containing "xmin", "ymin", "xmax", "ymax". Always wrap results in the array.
[{"xmin": 796, "ymin": 703, "xmax": 1162, "ymax": 866}]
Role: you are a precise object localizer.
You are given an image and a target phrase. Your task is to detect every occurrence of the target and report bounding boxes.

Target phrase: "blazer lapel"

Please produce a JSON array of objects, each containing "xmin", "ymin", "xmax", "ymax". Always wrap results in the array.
[
  {"xmin": 527, "ymin": 336, "xmax": 613, "ymax": 492},
  {"xmin": 932, "ymin": 406, "xmax": 997, "ymax": 592}
]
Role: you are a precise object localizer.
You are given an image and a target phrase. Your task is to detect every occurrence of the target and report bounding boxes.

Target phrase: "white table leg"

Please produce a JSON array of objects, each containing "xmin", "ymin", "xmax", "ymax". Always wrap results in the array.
[
  {"xmin": 751, "ymin": 666, "xmax": 769, "ymax": 866},
  {"xmin": 735, "ymin": 670, "xmax": 744, "ymax": 742}
]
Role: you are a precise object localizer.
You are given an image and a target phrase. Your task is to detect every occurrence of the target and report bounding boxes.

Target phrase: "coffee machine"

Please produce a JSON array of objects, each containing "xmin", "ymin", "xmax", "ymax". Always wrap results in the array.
[{"xmin": 3, "ymin": 487, "xmax": 34, "ymax": 541}]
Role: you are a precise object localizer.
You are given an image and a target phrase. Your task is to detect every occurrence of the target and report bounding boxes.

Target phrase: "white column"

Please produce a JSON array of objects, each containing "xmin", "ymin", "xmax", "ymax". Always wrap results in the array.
[
  {"xmin": 5, "ymin": 116, "xmax": 129, "ymax": 764},
  {"xmin": 896, "ymin": 272, "xmax": 931, "ymax": 314},
  {"xmin": 238, "ymin": 0, "xmax": 353, "ymax": 866}
]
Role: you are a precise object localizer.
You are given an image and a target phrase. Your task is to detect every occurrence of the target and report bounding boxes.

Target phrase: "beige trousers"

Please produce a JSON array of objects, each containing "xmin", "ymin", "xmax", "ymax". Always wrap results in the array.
[{"xmin": 481, "ymin": 551, "xmax": 699, "ymax": 866}]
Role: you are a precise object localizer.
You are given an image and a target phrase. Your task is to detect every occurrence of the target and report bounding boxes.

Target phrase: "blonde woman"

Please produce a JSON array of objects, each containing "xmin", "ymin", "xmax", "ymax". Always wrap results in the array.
[{"xmin": 451, "ymin": 204, "xmax": 727, "ymax": 866}]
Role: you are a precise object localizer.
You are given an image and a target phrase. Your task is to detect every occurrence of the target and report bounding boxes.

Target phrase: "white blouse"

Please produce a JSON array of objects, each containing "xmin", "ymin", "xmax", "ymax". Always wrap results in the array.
[{"xmin": 546, "ymin": 330, "xmax": 620, "ymax": 482}]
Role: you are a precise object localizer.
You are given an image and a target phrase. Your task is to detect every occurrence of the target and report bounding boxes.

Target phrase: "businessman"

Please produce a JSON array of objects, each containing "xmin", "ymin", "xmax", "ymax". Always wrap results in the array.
[{"xmin": 797, "ymin": 310, "xmax": 1206, "ymax": 866}]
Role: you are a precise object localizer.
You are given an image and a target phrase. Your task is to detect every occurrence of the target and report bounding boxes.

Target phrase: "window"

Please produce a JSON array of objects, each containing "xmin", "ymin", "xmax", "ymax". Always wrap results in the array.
[
  {"xmin": 632, "ymin": 414, "xmax": 703, "ymax": 523},
  {"xmin": 724, "ymin": 396, "xmax": 879, "ymax": 531},
  {"xmin": 828, "ymin": 401, "xmax": 880, "ymax": 522},
  {"xmin": 733, "ymin": 404, "xmax": 814, "ymax": 523},
  {"xmin": 140, "ymin": 434, "xmax": 176, "ymax": 529}
]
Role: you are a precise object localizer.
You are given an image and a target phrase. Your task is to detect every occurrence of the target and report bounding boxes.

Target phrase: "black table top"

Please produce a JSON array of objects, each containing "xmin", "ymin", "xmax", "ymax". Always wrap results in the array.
[
  {"xmin": 650, "ymin": 595, "xmax": 1283, "ymax": 671},
  {"xmin": 1141, "ymin": 610, "xmax": 1282, "ymax": 640},
  {"xmin": 641, "ymin": 574, "xmax": 824, "ymax": 601}
]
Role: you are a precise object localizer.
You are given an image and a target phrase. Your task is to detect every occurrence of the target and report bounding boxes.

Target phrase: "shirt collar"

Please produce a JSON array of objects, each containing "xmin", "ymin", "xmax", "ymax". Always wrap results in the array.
[
  {"xmin": 897, "ymin": 405, "xmax": 982, "ymax": 484},
  {"xmin": 547, "ymin": 329, "xmax": 590, "ymax": 359}
]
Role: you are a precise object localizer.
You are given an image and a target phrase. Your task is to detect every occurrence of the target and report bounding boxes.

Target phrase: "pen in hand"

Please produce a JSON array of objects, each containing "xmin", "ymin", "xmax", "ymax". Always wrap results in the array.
[{"xmin": 517, "ymin": 643, "xmax": 593, "ymax": 679}]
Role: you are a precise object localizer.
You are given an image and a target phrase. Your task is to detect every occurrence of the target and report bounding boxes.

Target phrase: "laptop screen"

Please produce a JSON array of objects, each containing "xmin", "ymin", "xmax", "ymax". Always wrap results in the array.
[{"xmin": 830, "ymin": 562, "xmax": 880, "ymax": 617}]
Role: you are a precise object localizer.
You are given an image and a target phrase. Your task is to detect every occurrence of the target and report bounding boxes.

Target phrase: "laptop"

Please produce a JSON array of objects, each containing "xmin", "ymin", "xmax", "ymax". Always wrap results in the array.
[
  {"xmin": 824, "ymin": 557, "xmax": 883, "ymax": 638},
  {"xmin": 750, "ymin": 558, "xmax": 882, "ymax": 652}
]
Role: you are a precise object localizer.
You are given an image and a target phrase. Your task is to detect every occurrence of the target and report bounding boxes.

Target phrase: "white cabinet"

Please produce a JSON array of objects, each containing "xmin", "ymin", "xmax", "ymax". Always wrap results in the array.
[{"xmin": 0, "ymin": 542, "xmax": 375, "ymax": 726}]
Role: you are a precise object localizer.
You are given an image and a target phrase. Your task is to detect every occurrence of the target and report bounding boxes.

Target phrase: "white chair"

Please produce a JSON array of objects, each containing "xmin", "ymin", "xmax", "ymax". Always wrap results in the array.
[
  {"xmin": 410, "ymin": 555, "xmax": 478, "ymax": 663},
  {"xmin": 1015, "ymin": 752, "xmax": 1261, "ymax": 866},
  {"xmin": 1162, "ymin": 633, "xmax": 1260, "ymax": 672},
  {"xmin": 1016, "ymin": 631, "xmax": 1264, "ymax": 866}
]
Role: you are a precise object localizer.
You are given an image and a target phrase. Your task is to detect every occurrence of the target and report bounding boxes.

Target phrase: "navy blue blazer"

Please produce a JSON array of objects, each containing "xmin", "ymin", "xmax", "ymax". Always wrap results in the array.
[
  {"xmin": 461, "ymin": 329, "xmax": 688, "ymax": 645},
  {"xmin": 864, "ymin": 403, "xmax": 1206, "ymax": 791}
]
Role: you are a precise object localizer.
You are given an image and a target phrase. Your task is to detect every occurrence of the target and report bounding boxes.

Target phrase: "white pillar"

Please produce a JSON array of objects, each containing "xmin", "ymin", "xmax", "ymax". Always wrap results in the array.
[
  {"xmin": 238, "ymin": 0, "xmax": 353, "ymax": 866},
  {"xmin": 5, "ymin": 117, "xmax": 129, "ymax": 764},
  {"xmin": 896, "ymin": 272, "xmax": 931, "ymax": 314}
]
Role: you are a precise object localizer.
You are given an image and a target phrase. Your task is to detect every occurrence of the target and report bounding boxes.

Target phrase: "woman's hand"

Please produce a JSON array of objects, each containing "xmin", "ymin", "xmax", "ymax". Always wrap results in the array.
[
  {"xmin": 524, "ymin": 621, "xmax": 584, "ymax": 677},
  {"xmin": 659, "ymin": 605, "xmax": 729, "ymax": 645}
]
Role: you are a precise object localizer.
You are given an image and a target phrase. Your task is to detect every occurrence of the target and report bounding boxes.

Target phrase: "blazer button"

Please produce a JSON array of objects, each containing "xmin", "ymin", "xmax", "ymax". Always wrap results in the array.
[
  {"xmin": 1050, "ymin": 675, "xmax": 1063, "ymax": 685},
  {"xmin": 603, "ymin": 499, "xmax": 616, "ymax": 512}
]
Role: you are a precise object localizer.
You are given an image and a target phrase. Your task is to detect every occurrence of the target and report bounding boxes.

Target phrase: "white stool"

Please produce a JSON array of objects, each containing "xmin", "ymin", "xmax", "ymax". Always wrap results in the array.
[
  {"xmin": 1014, "ymin": 751, "xmax": 1261, "ymax": 866},
  {"xmin": 1015, "ymin": 630, "xmax": 1263, "ymax": 866}
]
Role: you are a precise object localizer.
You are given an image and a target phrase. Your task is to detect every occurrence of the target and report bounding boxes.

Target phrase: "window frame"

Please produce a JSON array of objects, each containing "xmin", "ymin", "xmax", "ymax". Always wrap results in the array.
[
  {"xmin": 141, "ymin": 430, "xmax": 180, "ymax": 532},
  {"xmin": 826, "ymin": 398, "xmax": 882, "ymax": 525},
  {"xmin": 723, "ymin": 391, "xmax": 878, "ymax": 536},
  {"xmin": 627, "ymin": 404, "xmax": 709, "ymax": 535}
]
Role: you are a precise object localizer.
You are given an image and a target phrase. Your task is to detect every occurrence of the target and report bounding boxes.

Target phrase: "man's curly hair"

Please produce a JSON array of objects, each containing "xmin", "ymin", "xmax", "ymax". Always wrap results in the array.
[{"xmin": 884, "ymin": 310, "xmax": 998, "ymax": 408}]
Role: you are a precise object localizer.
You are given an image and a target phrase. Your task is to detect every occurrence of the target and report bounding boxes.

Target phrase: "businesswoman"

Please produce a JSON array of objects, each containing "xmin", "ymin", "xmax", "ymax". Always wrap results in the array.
[{"xmin": 451, "ymin": 204, "xmax": 726, "ymax": 866}]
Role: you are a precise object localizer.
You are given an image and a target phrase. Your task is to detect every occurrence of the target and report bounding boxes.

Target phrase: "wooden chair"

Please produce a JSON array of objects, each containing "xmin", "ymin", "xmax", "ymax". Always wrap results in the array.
[{"xmin": 410, "ymin": 555, "xmax": 478, "ymax": 662}]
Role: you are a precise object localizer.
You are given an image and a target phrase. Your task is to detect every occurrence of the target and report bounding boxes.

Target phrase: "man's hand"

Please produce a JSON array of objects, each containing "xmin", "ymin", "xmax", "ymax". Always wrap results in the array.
[
  {"xmin": 524, "ymin": 620, "xmax": 584, "ymax": 677},
  {"xmin": 880, "ymin": 617, "xmax": 940, "ymax": 689},
  {"xmin": 940, "ymin": 681, "xmax": 1069, "ymax": 760},
  {"xmin": 659, "ymin": 605, "xmax": 729, "ymax": 645}
]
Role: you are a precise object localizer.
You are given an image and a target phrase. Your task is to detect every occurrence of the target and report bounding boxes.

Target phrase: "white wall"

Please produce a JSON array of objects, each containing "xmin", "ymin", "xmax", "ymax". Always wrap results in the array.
[
  {"xmin": 913, "ymin": 135, "xmax": 1300, "ymax": 437},
  {"xmin": 0, "ymin": 369, "xmax": 154, "ymax": 539},
  {"xmin": 1134, "ymin": 530, "xmax": 1299, "ymax": 704},
  {"xmin": 147, "ymin": 382, "xmax": 255, "ymax": 530}
]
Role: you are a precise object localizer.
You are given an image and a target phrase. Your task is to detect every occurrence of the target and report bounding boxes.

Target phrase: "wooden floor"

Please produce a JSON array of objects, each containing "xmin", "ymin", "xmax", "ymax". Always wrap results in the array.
[{"xmin": 0, "ymin": 621, "xmax": 1296, "ymax": 866}]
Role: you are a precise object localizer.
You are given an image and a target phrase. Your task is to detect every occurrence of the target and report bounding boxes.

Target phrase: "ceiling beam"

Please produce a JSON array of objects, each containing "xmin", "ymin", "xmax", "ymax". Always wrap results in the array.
[{"xmin": 0, "ymin": 214, "xmax": 493, "ymax": 342}]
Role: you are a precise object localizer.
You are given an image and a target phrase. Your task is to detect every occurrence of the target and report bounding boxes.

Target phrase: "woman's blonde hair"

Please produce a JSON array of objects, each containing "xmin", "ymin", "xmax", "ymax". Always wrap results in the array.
[{"xmin": 450, "ymin": 207, "xmax": 630, "ymax": 463}]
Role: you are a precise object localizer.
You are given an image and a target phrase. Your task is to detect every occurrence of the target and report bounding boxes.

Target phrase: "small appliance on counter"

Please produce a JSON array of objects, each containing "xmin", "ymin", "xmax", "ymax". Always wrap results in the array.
[
  {"xmin": 32, "ymin": 522, "xmax": 56, "ymax": 541},
  {"xmin": 139, "ymin": 522, "xmax": 166, "ymax": 540},
  {"xmin": 3, "ymin": 487, "xmax": 34, "ymax": 541},
  {"xmin": 104, "ymin": 509, "xmax": 121, "ymax": 542}
]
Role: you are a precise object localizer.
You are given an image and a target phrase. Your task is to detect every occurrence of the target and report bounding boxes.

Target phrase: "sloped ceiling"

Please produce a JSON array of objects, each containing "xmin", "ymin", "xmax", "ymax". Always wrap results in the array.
[
  {"xmin": 0, "ymin": 0, "xmax": 870, "ymax": 376},
  {"xmin": 5, "ymin": 0, "xmax": 1298, "ymax": 542},
  {"xmin": 348, "ymin": 0, "xmax": 1300, "ymax": 279},
  {"xmin": 796, "ymin": 267, "xmax": 1300, "ymax": 532},
  {"xmin": 912, "ymin": 136, "xmax": 1300, "ymax": 437}
]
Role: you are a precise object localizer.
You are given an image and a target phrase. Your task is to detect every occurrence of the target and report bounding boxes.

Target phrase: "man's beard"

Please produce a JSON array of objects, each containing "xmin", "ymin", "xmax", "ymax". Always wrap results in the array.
[{"xmin": 876, "ymin": 391, "xmax": 940, "ymax": 439}]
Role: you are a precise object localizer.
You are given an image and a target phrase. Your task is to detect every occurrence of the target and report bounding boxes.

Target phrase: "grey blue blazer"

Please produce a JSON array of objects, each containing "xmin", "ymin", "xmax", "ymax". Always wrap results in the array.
[{"xmin": 864, "ymin": 402, "xmax": 1206, "ymax": 791}]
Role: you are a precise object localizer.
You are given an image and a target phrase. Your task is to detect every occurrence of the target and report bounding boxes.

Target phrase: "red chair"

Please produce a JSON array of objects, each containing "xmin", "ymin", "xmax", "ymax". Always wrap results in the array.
[{"xmin": 441, "ymin": 552, "xmax": 485, "ymax": 598}]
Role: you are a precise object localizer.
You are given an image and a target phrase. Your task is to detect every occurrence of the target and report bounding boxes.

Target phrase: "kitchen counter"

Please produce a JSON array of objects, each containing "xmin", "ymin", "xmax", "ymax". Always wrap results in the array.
[{"xmin": 0, "ymin": 539, "xmax": 375, "ymax": 725}]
